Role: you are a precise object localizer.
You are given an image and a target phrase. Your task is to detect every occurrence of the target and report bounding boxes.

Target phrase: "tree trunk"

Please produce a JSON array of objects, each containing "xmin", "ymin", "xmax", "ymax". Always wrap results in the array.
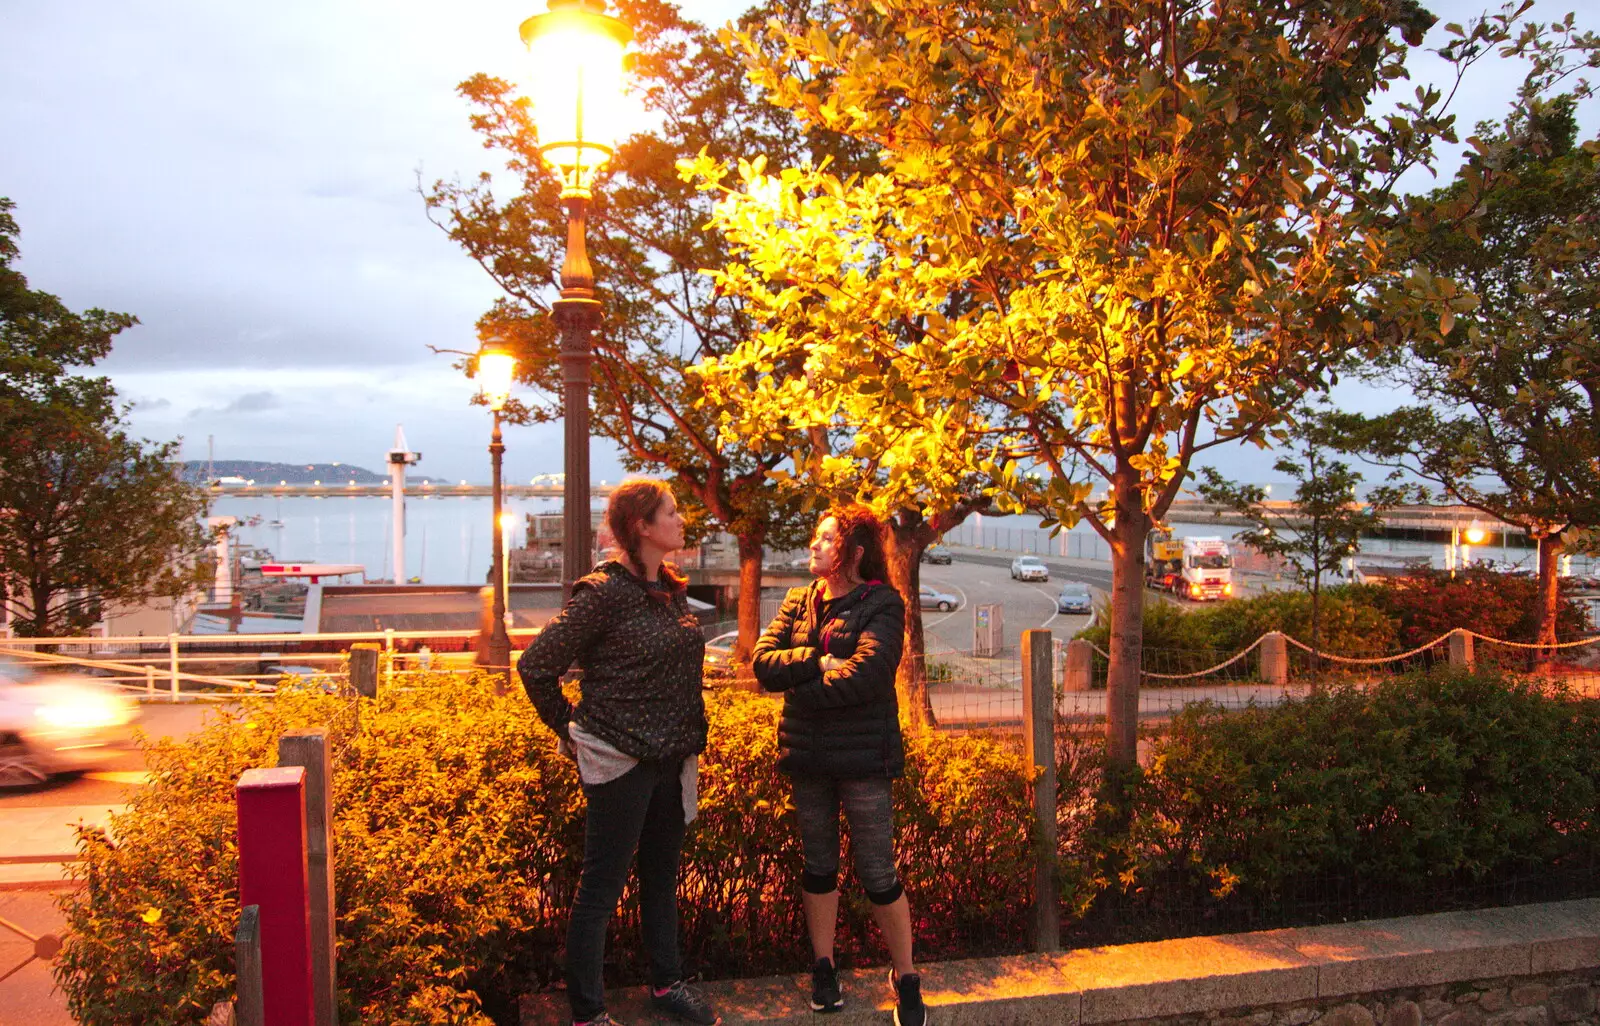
[
  {"xmin": 884, "ymin": 520, "xmax": 936, "ymax": 731},
  {"xmin": 1536, "ymin": 532, "xmax": 1564, "ymax": 653},
  {"xmin": 1309, "ymin": 575, "xmax": 1321, "ymax": 683},
  {"xmin": 26, "ymin": 576, "xmax": 53, "ymax": 638},
  {"xmin": 1106, "ymin": 508, "xmax": 1150, "ymax": 770},
  {"xmin": 733, "ymin": 532, "xmax": 766, "ymax": 688}
]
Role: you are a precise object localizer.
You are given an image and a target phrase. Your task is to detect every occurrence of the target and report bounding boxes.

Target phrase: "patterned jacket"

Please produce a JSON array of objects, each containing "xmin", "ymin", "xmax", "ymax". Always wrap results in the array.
[
  {"xmin": 752, "ymin": 580, "xmax": 906, "ymax": 778},
  {"xmin": 517, "ymin": 561, "xmax": 708, "ymax": 762}
]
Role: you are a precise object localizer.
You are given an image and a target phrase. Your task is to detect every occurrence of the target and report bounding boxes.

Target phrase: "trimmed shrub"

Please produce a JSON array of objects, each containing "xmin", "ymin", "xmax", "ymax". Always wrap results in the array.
[
  {"xmin": 1354, "ymin": 568, "xmax": 1589, "ymax": 647},
  {"xmin": 53, "ymin": 676, "xmax": 1038, "ymax": 1024},
  {"xmin": 1117, "ymin": 670, "xmax": 1600, "ymax": 927},
  {"xmin": 1074, "ymin": 588, "xmax": 1397, "ymax": 678}
]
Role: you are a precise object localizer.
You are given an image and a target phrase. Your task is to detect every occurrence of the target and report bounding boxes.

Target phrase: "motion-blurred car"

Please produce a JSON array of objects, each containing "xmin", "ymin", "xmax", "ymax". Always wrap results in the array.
[
  {"xmin": 918, "ymin": 585, "xmax": 960, "ymax": 612},
  {"xmin": 0, "ymin": 658, "xmax": 140, "ymax": 788},
  {"xmin": 921, "ymin": 546, "xmax": 953, "ymax": 565},
  {"xmin": 1010, "ymin": 555, "xmax": 1050, "ymax": 582},
  {"xmin": 1055, "ymin": 581, "xmax": 1094, "ymax": 614}
]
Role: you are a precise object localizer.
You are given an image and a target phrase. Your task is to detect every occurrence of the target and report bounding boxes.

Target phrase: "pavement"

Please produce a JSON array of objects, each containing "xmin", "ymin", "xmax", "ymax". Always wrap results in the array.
[{"xmin": 0, "ymin": 889, "xmax": 70, "ymax": 1026}]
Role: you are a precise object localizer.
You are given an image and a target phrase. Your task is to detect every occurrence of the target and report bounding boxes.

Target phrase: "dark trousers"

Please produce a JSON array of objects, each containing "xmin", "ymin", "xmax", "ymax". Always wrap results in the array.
[{"xmin": 567, "ymin": 757, "xmax": 687, "ymax": 1022}]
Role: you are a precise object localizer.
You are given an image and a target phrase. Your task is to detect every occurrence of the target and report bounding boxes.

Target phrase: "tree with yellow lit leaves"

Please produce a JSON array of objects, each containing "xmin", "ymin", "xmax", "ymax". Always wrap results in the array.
[{"xmin": 685, "ymin": 0, "xmax": 1588, "ymax": 767}]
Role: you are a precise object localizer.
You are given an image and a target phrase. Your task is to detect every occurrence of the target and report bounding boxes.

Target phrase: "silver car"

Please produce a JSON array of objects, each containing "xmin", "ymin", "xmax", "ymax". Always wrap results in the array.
[
  {"xmin": 1010, "ymin": 556, "xmax": 1050, "ymax": 581},
  {"xmin": 918, "ymin": 585, "xmax": 960, "ymax": 612},
  {"xmin": 0, "ymin": 658, "xmax": 140, "ymax": 788}
]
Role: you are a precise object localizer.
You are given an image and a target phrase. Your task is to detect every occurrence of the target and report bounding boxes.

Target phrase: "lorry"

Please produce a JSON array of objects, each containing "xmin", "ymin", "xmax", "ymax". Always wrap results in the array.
[{"xmin": 1145, "ymin": 529, "xmax": 1234, "ymax": 601}]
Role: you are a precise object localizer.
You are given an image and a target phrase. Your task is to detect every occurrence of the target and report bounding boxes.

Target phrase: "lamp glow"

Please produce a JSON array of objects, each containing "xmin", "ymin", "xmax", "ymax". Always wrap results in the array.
[
  {"xmin": 1464, "ymin": 523, "xmax": 1487, "ymax": 545},
  {"xmin": 520, "ymin": 0, "xmax": 632, "ymax": 183},
  {"xmin": 478, "ymin": 342, "xmax": 517, "ymax": 412}
]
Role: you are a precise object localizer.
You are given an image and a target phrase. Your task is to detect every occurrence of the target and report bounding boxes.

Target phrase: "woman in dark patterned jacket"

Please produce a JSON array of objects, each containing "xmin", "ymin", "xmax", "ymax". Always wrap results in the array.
[
  {"xmin": 517, "ymin": 478, "xmax": 719, "ymax": 1026},
  {"xmin": 753, "ymin": 506, "xmax": 926, "ymax": 1026}
]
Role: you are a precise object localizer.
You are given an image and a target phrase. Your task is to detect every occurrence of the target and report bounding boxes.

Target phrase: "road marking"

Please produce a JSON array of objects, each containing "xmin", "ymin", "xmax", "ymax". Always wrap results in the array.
[
  {"xmin": 920, "ymin": 578, "xmax": 968, "ymax": 630},
  {"xmin": 1031, "ymin": 584, "xmax": 1063, "ymax": 628}
]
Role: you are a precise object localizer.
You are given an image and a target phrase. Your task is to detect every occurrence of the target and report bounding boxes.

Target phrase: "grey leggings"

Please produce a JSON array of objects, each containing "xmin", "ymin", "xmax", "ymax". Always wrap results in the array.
[{"xmin": 791, "ymin": 774, "xmax": 904, "ymax": 904}]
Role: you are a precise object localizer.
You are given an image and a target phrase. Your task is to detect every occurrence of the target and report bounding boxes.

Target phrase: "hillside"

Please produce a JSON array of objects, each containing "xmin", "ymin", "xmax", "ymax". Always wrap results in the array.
[{"xmin": 177, "ymin": 461, "xmax": 443, "ymax": 485}]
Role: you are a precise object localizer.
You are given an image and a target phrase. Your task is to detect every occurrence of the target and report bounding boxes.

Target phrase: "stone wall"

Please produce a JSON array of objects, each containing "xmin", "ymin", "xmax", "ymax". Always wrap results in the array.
[
  {"xmin": 1134, "ymin": 972, "xmax": 1599, "ymax": 1026},
  {"xmin": 521, "ymin": 898, "xmax": 1600, "ymax": 1025}
]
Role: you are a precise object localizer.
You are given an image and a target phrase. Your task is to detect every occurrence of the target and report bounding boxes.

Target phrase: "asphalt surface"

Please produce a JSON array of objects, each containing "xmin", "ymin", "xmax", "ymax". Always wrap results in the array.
[
  {"xmin": 0, "ymin": 702, "xmax": 219, "ymax": 810},
  {"xmin": 915, "ymin": 550, "xmax": 1107, "ymax": 655}
]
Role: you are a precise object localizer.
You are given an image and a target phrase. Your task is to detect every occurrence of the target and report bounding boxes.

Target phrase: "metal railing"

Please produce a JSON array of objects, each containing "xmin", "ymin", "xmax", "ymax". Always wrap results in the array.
[{"xmin": 0, "ymin": 628, "xmax": 495, "ymax": 701}]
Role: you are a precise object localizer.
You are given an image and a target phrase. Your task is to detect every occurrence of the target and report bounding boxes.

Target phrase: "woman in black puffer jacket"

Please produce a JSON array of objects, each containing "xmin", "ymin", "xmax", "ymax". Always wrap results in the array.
[{"xmin": 753, "ymin": 505, "xmax": 926, "ymax": 1026}]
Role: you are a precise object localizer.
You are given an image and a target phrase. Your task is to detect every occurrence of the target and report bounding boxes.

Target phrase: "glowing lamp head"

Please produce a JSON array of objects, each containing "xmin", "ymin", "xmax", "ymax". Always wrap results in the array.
[
  {"xmin": 477, "ymin": 339, "xmax": 518, "ymax": 412},
  {"xmin": 499, "ymin": 512, "xmax": 518, "ymax": 533},
  {"xmin": 520, "ymin": 0, "xmax": 632, "ymax": 183},
  {"xmin": 1464, "ymin": 523, "xmax": 1487, "ymax": 545}
]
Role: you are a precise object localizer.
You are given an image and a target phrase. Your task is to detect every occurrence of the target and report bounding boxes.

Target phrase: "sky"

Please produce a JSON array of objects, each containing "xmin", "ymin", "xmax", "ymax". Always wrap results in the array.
[{"xmin": 1, "ymin": 0, "xmax": 1594, "ymax": 485}]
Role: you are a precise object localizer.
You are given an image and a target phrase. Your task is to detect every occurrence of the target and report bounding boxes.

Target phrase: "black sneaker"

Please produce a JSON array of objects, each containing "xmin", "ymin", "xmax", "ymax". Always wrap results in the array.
[
  {"xmin": 650, "ymin": 980, "xmax": 720, "ymax": 1025},
  {"xmin": 891, "ymin": 970, "xmax": 926, "ymax": 1026},
  {"xmin": 811, "ymin": 957, "xmax": 844, "ymax": 1013}
]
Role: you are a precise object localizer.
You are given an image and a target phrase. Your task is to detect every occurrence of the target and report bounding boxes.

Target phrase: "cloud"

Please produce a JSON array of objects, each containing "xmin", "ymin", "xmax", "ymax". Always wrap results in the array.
[{"xmin": 186, "ymin": 391, "xmax": 281, "ymax": 420}]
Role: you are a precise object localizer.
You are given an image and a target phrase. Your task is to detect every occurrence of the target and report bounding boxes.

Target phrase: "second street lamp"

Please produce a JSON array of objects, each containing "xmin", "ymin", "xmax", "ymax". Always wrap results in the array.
[
  {"xmin": 479, "ymin": 339, "xmax": 517, "ymax": 684},
  {"xmin": 519, "ymin": 0, "xmax": 632, "ymax": 597}
]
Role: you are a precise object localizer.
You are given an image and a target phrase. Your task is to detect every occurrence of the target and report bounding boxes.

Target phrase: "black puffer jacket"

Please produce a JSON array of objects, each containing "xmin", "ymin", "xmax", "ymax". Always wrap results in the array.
[
  {"xmin": 517, "ymin": 561, "xmax": 707, "ymax": 762},
  {"xmin": 752, "ymin": 580, "xmax": 905, "ymax": 778}
]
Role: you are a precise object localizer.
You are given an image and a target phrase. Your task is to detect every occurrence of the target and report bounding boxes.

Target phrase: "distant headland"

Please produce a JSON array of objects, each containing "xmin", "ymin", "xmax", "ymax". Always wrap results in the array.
[{"xmin": 177, "ymin": 460, "xmax": 445, "ymax": 485}]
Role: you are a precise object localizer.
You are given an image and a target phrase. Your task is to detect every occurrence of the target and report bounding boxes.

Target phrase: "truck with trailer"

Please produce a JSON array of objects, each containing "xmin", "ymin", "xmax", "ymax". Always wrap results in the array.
[{"xmin": 1144, "ymin": 530, "xmax": 1234, "ymax": 601}]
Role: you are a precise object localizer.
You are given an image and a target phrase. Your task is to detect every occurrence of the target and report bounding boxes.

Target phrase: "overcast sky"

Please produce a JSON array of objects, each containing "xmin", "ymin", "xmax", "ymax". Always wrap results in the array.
[{"xmin": 1, "ymin": 0, "xmax": 1593, "ymax": 485}]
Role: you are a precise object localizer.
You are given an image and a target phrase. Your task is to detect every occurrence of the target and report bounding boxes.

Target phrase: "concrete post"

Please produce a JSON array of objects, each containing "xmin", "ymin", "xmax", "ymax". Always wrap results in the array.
[
  {"xmin": 278, "ymin": 731, "xmax": 337, "ymax": 1026},
  {"xmin": 1021, "ymin": 629, "xmax": 1060, "ymax": 952},
  {"xmin": 1259, "ymin": 631, "xmax": 1288, "ymax": 686},
  {"xmin": 348, "ymin": 644, "xmax": 379, "ymax": 699},
  {"xmin": 1448, "ymin": 629, "xmax": 1475, "ymax": 669},
  {"xmin": 236, "ymin": 766, "xmax": 314, "ymax": 1026},
  {"xmin": 235, "ymin": 904, "xmax": 265, "ymax": 1026},
  {"xmin": 1062, "ymin": 639, "xmax": 1094, "ymax": 692}
]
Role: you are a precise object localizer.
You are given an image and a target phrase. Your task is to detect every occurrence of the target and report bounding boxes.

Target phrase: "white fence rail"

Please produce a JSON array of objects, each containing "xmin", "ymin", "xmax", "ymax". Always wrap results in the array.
[{"xmin": 0, "ymin": 629, "xmax": 489, "ymax": 701}]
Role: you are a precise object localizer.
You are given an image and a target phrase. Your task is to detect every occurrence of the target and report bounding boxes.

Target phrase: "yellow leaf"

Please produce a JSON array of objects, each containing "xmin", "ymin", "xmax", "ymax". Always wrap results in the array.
[
  {"xmin": 141, "ymin": 907, "xmax": 162, "ymax": 924},
  {"xmin": 1440, "ymin": 310, "xmax": 1455, "ymax": 336}
]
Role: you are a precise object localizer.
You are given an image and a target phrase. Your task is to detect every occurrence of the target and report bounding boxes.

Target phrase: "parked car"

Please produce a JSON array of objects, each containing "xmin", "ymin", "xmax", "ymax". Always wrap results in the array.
[
  {"xmin": 918, "ymin": 585, "xmax": 960, "ymax": 612},
  {"xmin": 1010, "ymin": 555, "xmax": 1050, "ymax": 581},
  {"xmin": 921, "ymin": 545, "xmax": 953, "ymax": 565},
  {"xmin": 1055, "ymin": 581, "xmax": 1094, "ymax": 614},
  {"xmin": 0, "ymin": 658, "xmax": 140, "ymax": 788}
]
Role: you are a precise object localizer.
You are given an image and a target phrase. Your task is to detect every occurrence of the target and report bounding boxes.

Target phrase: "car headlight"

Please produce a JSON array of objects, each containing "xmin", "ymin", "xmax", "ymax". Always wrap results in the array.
[{"xmin": 35, "ymin": 699, "xmax": 129, "ymax": 730}]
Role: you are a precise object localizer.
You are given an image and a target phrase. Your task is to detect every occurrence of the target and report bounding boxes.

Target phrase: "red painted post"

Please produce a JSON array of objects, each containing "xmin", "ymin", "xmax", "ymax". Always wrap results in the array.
[{"xmin": 237, "ymin": 766, "xmax": 314, "ymax": 1026}]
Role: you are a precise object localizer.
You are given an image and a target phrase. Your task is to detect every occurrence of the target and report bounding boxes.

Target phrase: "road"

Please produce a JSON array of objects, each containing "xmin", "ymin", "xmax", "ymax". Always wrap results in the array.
[
  {"xmin": 0, "ymin": 702, "xmax": 221, "ymax": 811},
  {"xmin": 917, "ymin": 550, "xmax": 1107, "ymax": 657}
]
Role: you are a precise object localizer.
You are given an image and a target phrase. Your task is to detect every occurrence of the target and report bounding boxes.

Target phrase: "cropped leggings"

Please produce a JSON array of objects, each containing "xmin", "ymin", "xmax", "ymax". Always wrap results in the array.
[{"xmin": 790, "ymin": 774, "xmax": 904, "ymax": 905}]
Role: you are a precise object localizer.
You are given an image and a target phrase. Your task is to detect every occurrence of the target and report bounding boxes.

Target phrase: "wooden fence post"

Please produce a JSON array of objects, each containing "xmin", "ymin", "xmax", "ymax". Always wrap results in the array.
[
  {"xmin": 348, "ymin": 644, "xmax": 379, "ymax": 699},
  {"xmin": 278, "ymin": 730, "xmax": 337, "ymax": 1026},
  {"xmin": 1021, "ymin": 628, "xmax": 1060, "ymax": 952},
  {"xmin": 234, "ymin": 904, "xmax": 265, "ymax": 1026},
  {"xmin": 236, "ymin": 766, "xmax": 314, "ymax": 1026}
]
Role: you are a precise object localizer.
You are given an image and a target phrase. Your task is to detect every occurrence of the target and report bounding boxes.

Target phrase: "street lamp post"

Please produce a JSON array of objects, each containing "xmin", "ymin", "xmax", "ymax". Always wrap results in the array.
[
  {"xmin": 519, "ymin": 0, "xmax": 631, "ymax": 597},
  {"xmin": 499, "ymin": 511, "xmax": 517, "ymax": 629},
  {"xmin": 479, "ymin": 341, "xmax": 518, "ymax": 683}
]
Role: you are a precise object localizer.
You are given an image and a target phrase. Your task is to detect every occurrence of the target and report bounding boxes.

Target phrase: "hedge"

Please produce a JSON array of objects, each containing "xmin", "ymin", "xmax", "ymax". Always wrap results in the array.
[
  {"xmin": 53, "ymin": 677, "xmax": 1039, "ymax": 1025},
  {"xmin": 1074, "ymin": 572, "xmax": 1591, "ymax": 677},
  {"xmin": 54, "ymin": 668, "xmax": 1600, "ymax": 1023}
]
